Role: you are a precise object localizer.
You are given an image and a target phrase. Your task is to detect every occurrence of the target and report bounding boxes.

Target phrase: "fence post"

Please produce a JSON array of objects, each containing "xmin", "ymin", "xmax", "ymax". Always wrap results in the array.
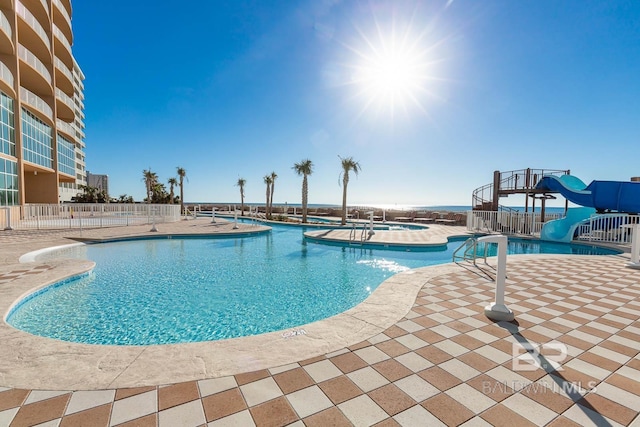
[{"xmin": 3, "ymin": 207, "xmax": 12, "ymax": 230}]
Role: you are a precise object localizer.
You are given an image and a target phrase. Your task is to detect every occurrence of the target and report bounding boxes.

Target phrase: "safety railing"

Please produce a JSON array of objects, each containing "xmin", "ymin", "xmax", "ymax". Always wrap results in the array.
[
  {"xmin": 467, "ymin": 210, "xmax": 562, "ymax": 236},
  {"xmin": 453, "ymin": 237, "xmax": 490, "ymax": 265},
  {"xmin": 2, "ymin": 204, "xmax": 181, "ymax": 230},
  {"xmin": 575, "ymin": 214, "xmax": 640, "ymax": 245}
]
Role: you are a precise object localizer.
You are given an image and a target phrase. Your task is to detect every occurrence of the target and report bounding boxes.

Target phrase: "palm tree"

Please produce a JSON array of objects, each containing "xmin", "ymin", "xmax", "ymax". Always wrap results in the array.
[
  {"xmin": 177, "ymin": 167, "xmax": 187, "ymax": 215},
  {"xmin": 142, "ymin": 169, "xmax": 158, "ymax": 203},
  {"xmin": 269, "ymin": 171, "xmax": 277, "ymax": 214},
  {"xmin": 236, "ymin": 178, "xmax": 246, "ymax": 215},
  {"xmin": 167, "ymin": 177, "xmax": 178, "ymax": 204},
  {"xmin": 293, "ymin": 159, "xmax": 313, "ymax": 223},
  {"xmin": 339, "ymin": 156, "xmax": 361, "ymax": 225},
  {"xmin": 263, "ymin": 175, "xmax": 272, "ymax": 219}
]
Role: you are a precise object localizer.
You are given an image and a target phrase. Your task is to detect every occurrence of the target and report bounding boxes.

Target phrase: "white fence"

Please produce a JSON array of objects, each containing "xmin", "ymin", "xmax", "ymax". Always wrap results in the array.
[
  {"xmin": 575, "ymin": 214, "xmax": 640, "ymax": 245},
  {"xmin": 1, "ymin": 204, "xmax": 181, "ymax": 230},
  {"xmin": 467, "ymin": 211, "xmax": 562, "ymax": 236}
]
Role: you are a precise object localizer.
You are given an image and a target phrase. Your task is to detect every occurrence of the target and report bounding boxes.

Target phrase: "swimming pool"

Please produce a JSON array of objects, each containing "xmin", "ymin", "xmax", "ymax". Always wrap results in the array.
[{"xmin": 7, "ymin": 224, "xmax": 619, "ymax": 345}]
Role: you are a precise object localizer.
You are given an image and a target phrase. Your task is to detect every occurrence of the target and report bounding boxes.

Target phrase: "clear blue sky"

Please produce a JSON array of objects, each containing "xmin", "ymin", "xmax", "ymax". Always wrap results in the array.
[{"xmin": 73, "ymin": 0, "xmax": 640, "ymax": 207}]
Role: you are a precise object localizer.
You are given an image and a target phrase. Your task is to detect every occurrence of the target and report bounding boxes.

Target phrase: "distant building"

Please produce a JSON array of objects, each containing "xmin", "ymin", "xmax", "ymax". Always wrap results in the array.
[
  {"xmin": 0, "ymin": 0, "xmax": 86, "ymax": 205},
  {"xmin": 87, "ymin": 172, "xmax": 109, "ymax": 195}
]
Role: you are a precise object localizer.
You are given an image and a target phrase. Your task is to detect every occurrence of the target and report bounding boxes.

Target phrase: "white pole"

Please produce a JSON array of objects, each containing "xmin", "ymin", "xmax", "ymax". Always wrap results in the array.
[
  {"xmin": 3, "ymin": 207, "xmax": 12, "ymax": 230},
  {"xmin": 367, "ymin": 211, "xmax": 375, "ymax": 236},
  {"xmin": 477, "ymin": 235, "xmax": 514, "ymax": 321},
  {"xmin": 383, "ymin": 209, "xmax": 386, "ymax": 223},
  {"xmin": 624, "ymin": 224, "xmax": 640, "ymax": 268},
  {"xmin": 150, "ymin": 208, "xmax": 158, "ymax": 232},
  {"xmin": 211, "ymin": 207, "xmax": 216, "ymax": 223},
  {"xmin": 233, "ymin": 209, "xmax": 239, "ymax": 229}
]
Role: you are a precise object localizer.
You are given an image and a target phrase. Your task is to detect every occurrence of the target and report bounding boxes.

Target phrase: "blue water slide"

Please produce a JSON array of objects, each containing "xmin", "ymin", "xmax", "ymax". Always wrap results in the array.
[
  {"xmin": 539, "ymin": 207, "xmax": 595, "ymax": 242},
  {"xmin": 536, "ymin": 175, "xmax": 640, "ymax": 213}
]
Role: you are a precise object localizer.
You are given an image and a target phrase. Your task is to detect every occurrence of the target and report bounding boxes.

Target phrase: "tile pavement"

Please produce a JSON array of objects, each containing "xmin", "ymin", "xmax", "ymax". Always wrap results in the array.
[
  {"xmin": 0, "ymin": 221, "xmax": 638, "ymax": 425},
  {"xmin": 0, "ymin": 253, "xmax": 638, "ymax": 426}
]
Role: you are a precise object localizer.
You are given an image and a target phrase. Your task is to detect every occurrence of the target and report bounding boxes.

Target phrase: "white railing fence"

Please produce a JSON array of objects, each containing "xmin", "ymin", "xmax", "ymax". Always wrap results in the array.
[
  {"xmin": 467, "ymin": 211, "xmax": 562, "ymax": 236},
  {"xmin": 1, "ymin": 204, "xmax": 181, "ymax": 230},
  {"xmin": 575, "ymin": 214, "xmax": 640, "ymax": 245}
]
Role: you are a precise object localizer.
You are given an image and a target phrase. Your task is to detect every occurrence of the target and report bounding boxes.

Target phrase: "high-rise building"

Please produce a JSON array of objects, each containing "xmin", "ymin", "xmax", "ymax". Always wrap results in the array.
[
  {"xmin": 0, "ymin": 0, "xmax": 85, "ymax": 206},
  {"xmin": 86, "ymin": 171, "xmax": 108, "ymax": 195}
]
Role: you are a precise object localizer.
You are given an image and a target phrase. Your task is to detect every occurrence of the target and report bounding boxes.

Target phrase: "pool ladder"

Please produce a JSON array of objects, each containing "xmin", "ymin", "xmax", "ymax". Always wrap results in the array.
[
  {"xmin": 452, "ymin": 237, "xmax": 489, "ymax": 264},
  {"xmin": 349, "ymin": 223, "xmax": 367, "ymax": 246}
]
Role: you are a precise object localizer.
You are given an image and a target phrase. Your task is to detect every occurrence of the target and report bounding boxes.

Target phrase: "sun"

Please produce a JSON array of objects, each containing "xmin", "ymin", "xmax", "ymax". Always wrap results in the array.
[{"xmin": 337, "ymin": 9, "xmax": 447, "ymax": 121}]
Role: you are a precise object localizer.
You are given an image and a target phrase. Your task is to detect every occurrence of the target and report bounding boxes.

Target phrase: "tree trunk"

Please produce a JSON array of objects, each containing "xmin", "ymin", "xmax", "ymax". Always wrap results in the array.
[
  {"xmin": 341, "ymin": 174, "xmax": 349, "ymax": 225},
  {"xmin": 302, "ymin": 175, "xmax": 308, "ymax": 223}
]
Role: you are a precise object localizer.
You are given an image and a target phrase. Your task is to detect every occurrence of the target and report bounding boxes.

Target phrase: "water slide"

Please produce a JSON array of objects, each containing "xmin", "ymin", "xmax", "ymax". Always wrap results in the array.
[
  {"xmin": 536, "ymin": 175, "xmax": 640, "ymax": 213},
  {"xmin": 535, "ymin": 174, "xmax": 640, "ymax": 242}
]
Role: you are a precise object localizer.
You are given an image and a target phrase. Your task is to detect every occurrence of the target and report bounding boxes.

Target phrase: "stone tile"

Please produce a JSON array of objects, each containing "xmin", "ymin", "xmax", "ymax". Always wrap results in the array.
[
  {"xmin": 347, "ymin": 367, "xmax": 390, "ymax": 393},
  {"xmin": 466, "ymin": 374, "xmax": 515, "ymax": 402},
  {"xmin": 501, "ymin": 393, "xmax": 558, "ymax": 426},
  {"xmin": 414, "ymin": 345, "xmax": 453, "ymax": 364},
  {"xmin": 235, "ymin": 370, "xmax": 270, "ymax": 386},
  {"xmin": 268, "ymin": 362, "xmax": 300, "ymax": 375},
  {"xmin": 394, "ymin": 352, "xmax": 432, "ymax": 372},
  {"xmin": 201, "ymin": 388, "xmax": 246, "ymax": 422},
  {"xmin": 330, "ymin": 352, "xmax": 369, "ymax": 374},
  {"xmin": 439, "ymin": 358, "xmax": 481, "ymax": 382},
  {"xmin": 114, "ymin": 386, "xmax": 156, "ymax": 401},
  {"xmin": 117, "ymin": 414, "xmax": 157, "ymax": 427},
  {"xmin": 338, "ymin": 395, "xmax": 388, "ymax": 427},
  {"xmin": 302, "ymin": 360, "xmax": 343, "ymax": 383},
  {"xmin": 394, "ymin": 334, "xmax": 428, "ymax": 351},
  {"xmin": 479, "ymin": 403, "xmax": 537, "ymax": 427},
  {"xmin": 207, "ymin": 409, "xmax": 255, "ymax": 427},
  {"xmin": 109, "ymin": 390, "xmax": 157, "ymax": 426},
  {"xmin": 59, "ymin": 403, "xmax": 111, "ymax": 427},
  {"xmin": 0, "ymin": 408, "xmax": 19, "ymax": 427},
  {"xmin": 158, "ymin": 399, "xmax": 206, "ymax": 427},
  {"xmin": 0, "ymin": 389, "xmax": 30, "ymax": 411},
  {"xmin": 249, "ymin": 396, "xmax": 298, "ymax": 427},
  {"xmin": 286, "ymin": 385, "xmax": 332, "ymax": 418},
  {"xmin": 375, "ymin": 340, "xmax": 411, "ymax": 357},
  {"xmin": 445, "ymin": 384, "xmax": 495, "ymax": 414},
  {"xmin": 65, "ymin": 390, "xmax": 115, "ymax": 416},
  {"xmin": 11, "ymin": 394, "xmax": 70, "ymax": 427},
  {"xmin": 368, "ymin": 384, "xmax": 416, "ymax": 416},
  {"xmin": 239, "ymin": 377, "xmax": 283, "ymax": 407},
  {"xmin": 421, "ymin": 393, "xmax": 474, "ymax": 426},
  {"xmin": 417, "ymin": 366, "xmax": 462, "ymax": 392},
  {"xmin": 393, "ymin": 404, "xmax": 446, "ymax": 427},
  {"xmin": 578, "ymin": 393, "xmax": 638, "ymax": 425},
  {"xmin": 157, "ymin": 381, "xmax": 200, "ymax": 411},
  {"xmin": 354, "ymin": 346, "xmax": 392, "ymax": 365},
  {"xmin": 272, "ymin": 367, "xmax": 315, "ymax": 394},
  {"xmin": 318, "ymin": 376, "xmax": 363, "ymax": 405},
  {"xmin": 197, "ymin": 377, "xmax": 238, "ymax": 398},
  {"xmin": 372, "ymin": 359, "xmax": 413, "ymax": 382},
  {"xmin": 394, "ymin": 374, "xmax": 440, "ymax": 402},
  {"xmin": 302, "ymin": 407, "xmax": 352, "ymax": 427}
]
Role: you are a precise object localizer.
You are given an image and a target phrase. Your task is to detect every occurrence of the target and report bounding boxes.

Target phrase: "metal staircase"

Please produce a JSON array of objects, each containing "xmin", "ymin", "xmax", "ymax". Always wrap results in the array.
[{"xmin": 472, "ymin": 168, "xmax": 569, "ymax": 212}]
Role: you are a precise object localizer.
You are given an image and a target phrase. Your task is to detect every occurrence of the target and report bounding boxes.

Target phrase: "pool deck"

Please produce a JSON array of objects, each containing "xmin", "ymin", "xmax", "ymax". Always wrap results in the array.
[{"xmin": 0, "ymin": 218, "xmax": 638, "ymax": 426}]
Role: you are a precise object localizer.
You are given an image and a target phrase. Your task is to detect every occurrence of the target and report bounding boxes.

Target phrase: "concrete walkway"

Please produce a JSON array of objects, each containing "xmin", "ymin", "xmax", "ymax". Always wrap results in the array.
[{"xmin": 0, "ymin": 219, "xmax": 638, "ymax": 426}]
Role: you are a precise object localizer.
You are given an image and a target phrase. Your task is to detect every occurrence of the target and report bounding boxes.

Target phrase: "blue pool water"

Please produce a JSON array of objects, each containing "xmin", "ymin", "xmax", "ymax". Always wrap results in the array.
[{"xmin": 7, "ymin": 225, "xmax": 619, "ymax": 345}]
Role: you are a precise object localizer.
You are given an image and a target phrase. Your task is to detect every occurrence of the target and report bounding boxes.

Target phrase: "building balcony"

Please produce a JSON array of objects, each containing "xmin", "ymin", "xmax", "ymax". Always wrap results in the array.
[
  {"xmin": 18, "ymin": 43, "xmax": 53, "ymax": 95},
  {"xmin": 0, "ymin": 60, "xmax": 14, "ymax": 93},
  {"xmin": 54, "ymin": 56, "xmax": 74, "ymax": 95},
  {"xmin": 20, "ymin": 86, "xmax": 53, "ymax": 121},
  {"xmin": 53, "ymin": 24, "xmax": 73, "ymax": 70},
  {"xmin": 0, "ymin": 10, "xmax": 14, "ymax": 55},
  {"xmin": 53, "ymin": 0, "xmax": 73, "ymax": 46},
  {"xmin": 21, "ymin": 0, "xmax": 50, "ymax": 25},
  {"xmin": 58, "ymin": 0, "xmax": 72, "ymax": 19},
  {"xmin": 55, "ymin": 87, "xmax": 74, "ymax": 121},
  {"xmin": 56, "ymin": 118, "xmax": 76, "ymax": 139},
  {"xmin": 16, "ymin": 0, "xmax": 52, "ymax": 61}
]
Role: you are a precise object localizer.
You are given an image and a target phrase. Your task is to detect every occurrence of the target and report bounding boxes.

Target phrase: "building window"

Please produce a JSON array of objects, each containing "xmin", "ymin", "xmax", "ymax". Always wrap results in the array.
[
  {"xmin": 0, "ymin": 92, "xmax": 15, "ymax": 157},
  {"xmin": 0, "ymin": 158, "xmax": 18, "ymax": 206},
  {"xmin": 21, "ymin": 108, "xmax": 52, "ymax": 168},
  {"xmin": 57, "ymin": 133, "xmax": 75, "ymax": 176}
]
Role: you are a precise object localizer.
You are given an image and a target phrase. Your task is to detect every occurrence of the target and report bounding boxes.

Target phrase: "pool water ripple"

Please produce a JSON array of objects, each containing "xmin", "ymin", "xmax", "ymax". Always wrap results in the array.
[{"xmin": 7, "ymin": 226, "xmax": 619, "ymax": 345}]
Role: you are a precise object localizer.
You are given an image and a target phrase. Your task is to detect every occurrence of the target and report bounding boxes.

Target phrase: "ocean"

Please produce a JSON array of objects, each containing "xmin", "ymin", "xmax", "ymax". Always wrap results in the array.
[{"xmin": 189, "ymin": 202, "xmax": 568, "ymax": 214}]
